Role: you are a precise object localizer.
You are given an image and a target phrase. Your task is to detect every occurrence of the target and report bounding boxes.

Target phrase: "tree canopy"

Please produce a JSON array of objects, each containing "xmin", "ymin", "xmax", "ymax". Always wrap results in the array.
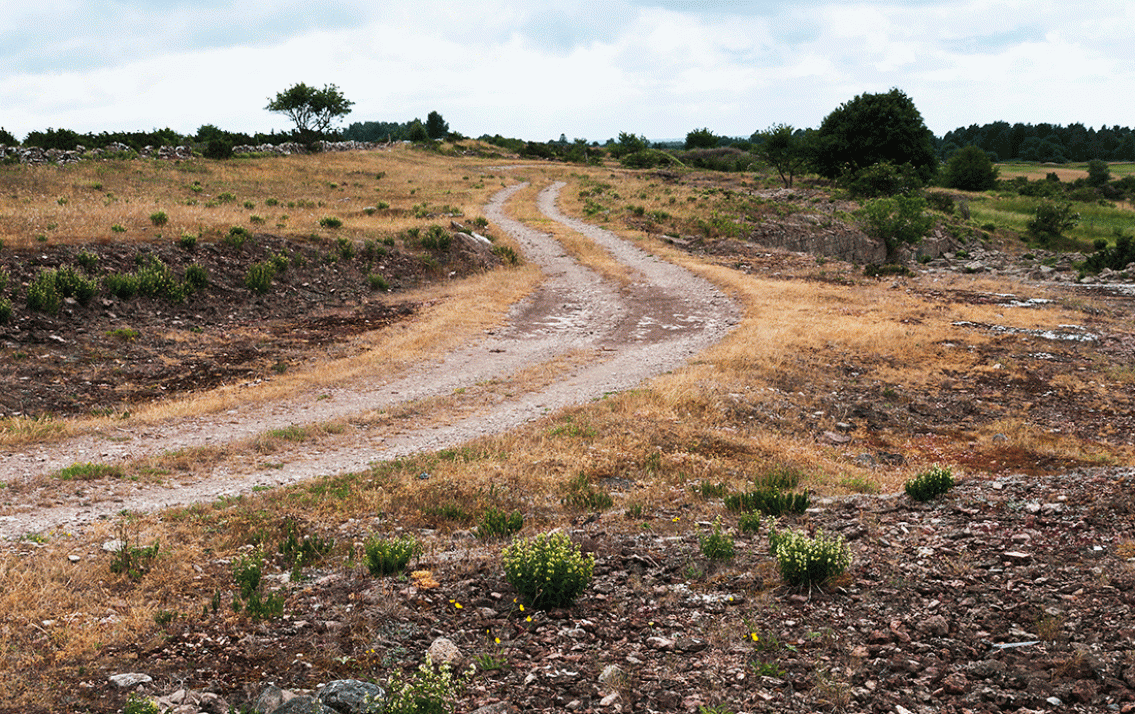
[
  {"xmin": 811, "ymin": 88, "xmax": 938, "ymax": 183},
  {"xmin": 426, "ymin": 111, "xmax": 449, "ymax": 140},
  {"xmin": 942, "ymin": 145, "xmax": 999, "ymax": 191},
  {"xmin": 265, "ymin": 83, "xmax": 354, "ymax": 140},
  {"xmin": 752, "ymin": 124, "xmax": 809, "ymax": 187},
  {"xmin": 685, "ymin": 128, "xmax": 720, "ymax": 150}
]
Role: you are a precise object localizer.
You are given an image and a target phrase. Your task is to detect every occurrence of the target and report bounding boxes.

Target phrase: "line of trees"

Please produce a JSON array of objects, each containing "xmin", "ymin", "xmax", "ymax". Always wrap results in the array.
[{"xmin": 941, "ymin": 122, "xmax": 1135, "ymax": 163}]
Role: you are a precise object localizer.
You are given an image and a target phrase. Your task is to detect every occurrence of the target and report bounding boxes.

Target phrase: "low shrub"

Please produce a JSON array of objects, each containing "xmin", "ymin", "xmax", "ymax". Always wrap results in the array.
[
  {"xmin": 421, "ymin": 224, "xmax": 452, "ymax": 251},
  {"xmin": 109, "ymin": 531, "xmax": 160, "ymax": 581},
  {"xmin": 54, "ymin": 266, "xmax": 98, "ymax": 306},
  {"xmin": 319, "ymin": 216, "xmax": 343, "ymax": 229},
  {"xmin": 26, "ymin": 269, "xmax": 62, "ymax": 315},
  {"xmin": 104, "ymin": 273, "xmax": 139, "ymax": 300},
  {"xmin": 278, "ymin": 520, "xmax": 335, "ymax": 572},
  {"xmin": 385, "ymin": 654, "xmax": 471, "ymax": 714},
  {"xmin": 698, "ymin": 517, "xmax": 735, "ymax": 560},
  {"xmin": 0, "ymin": 298, "xmax": 11, "ymax": 324},
  {"xmin": 184, "ymin": 264, "xmax": 208, "ymax": 291},
  {"xmin": 179, "ymin": 233, "xmax": 197, "ymax": 250},
  {"xmin": 149, "ymin": 211, "xmax": 168, "ymax": 227},
  {"xmin": 136, "ymin": 257, "xmax": 187, "ymax": 302},
  {"xmin": 363, "ymin": 534, "xmax": 419, "ymax": 576},
  {"xmin": 904, "ymin": 465, "xmax": 955, "ymax": 502},
  {"xmin": 269, "ymin": 252, "xmax": 290, "ymax": 273},
  {"xmin": 724, "ymin": 488, "xmax": 809, "ymax": 516},
  {"xmin": 738, "ymin": 511, "xmax": 761, "ymax": 534},
  {"xmin": 769, "ymin": 524, "xmax": 851, "ymax": 588},
  {"xmin": 502, "ymin": 531, "xmax": 595, "ymax": 608},
  {"xmin": 224, "ymin": 226, "xmax": 252, "ymax": 249},
  {"xmin": 336, "ymin": 236, "xmax": 355, "ymax": 260},
  {"xmin": 244, "ymin": 261, "xmax": 275, "ymax": 295},
  {"xmin": 493, "ymin": 245, "xmax": 520, "ymax": 265},
  {"xmin": 476, "ymin": 507, "xmax": 523, "ymax": 540},
  {"xmin": 231, "ymin": 548, "xmax": 284, "ymax": 620},
  {"xmin": 76, "ymin": 250, "xmax": 99, "ymax": 272},
  {"xmin": 367, "ymin": 273, "xmax": 390, "ymax": 291},
  {"xmin": 560, "ymin": 473, "xmax": 613, "ymax": 512}
]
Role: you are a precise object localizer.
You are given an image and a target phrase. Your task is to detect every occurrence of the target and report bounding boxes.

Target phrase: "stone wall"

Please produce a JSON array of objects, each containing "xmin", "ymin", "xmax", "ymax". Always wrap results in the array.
[{"xmin": 0, "ymin": 139, "xmax": 389, "ymax": 166}]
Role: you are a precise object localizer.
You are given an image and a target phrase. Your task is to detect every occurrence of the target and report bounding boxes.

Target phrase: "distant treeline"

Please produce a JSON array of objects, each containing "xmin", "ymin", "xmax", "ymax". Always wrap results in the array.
[
  {"xmin": 4, "ymin": 126, "xmax": 305, "ymax": 152},
  {"xmin": 940, "ymin": 122, "xmax": 1135, "ymax": 163}
]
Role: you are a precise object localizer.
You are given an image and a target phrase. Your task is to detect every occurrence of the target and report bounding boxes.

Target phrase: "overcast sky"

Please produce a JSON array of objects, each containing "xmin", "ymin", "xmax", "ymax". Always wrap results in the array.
[{"xmin": 2, "ymin": 1, "xmax": 1132, "ymax": 143}]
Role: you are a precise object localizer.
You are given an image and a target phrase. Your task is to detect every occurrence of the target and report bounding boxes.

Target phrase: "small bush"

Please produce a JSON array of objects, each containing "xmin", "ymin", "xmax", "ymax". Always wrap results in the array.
[
  {"xmin": 179, "ymin": 233, "xmax": 197, "ymax": 250},
  {"xmin": 698, "ymin": 517, "xmax": 735, "ymax": 560},
  {"xmin": 385, "ymin": 654, "xmax": 471, "ymax": 714},
  {"xmin": 76, "ymin": 250, "xmax": 99, "ymax": 272},
  {"xmin": 0, "ymin": 298, "xmax": 11, "ymax": 324},
  {"xmin": 269, "ymin": 252, "xmax": 290, "ymax": 273},
  {"xmin": 421, "ymin": 224, "xmax": 452, "ymax": 251},
  {"xmin": 476, "ymin": 507, "xmax": 523, "ymax": 540},
  {"xmin": 904, "ymin": 465, "xmax": 955, "ymax": 502},
  {"xmin": 244, "ymin": 261, "xmax": 275, "ymax": 294},
  {"xmin": 149, "ymin": 211, "xmax": 168, "ymax": 227},
  {"xmin": 738, "ymin": 511, "xmax": 761, "ymax": 534},
  {"xmin": 336, "ymin": 236, "xmax": 355, "ymax": 260},
  {"xmin": 278, "ymin": 520, "xmax": 335, "ymax": 572},
  {"xmin": 111, "ymin": 224, "xmax": 126, "ymax": 233},
  {"xmin": 123, "ymin": 694, "xmax": 160, "ymax": 714},
  {"xmin": 502, "ymin": 531, "xmax": 595, "ymax": 608},
  {"xmin": 724, "ymin": 489, "xmax": 809, "ymax": 516},
  {"xmin": 364, "ymin": 534, "xmax": 419, "ymax": 576},
  {"xmin": 184, "ymin": 264, "xmax": 208, "ymax": 291},
  {"xmin": 136, "ymin": 257, "xmax": 187, "ymax": 302},
  {"xmin": 493, "ymin": 245, "xmax": 520, "ymax": 265},
  {"xmin": 54, "ymin": 266, "xmax": 98, "ymax": 306},
  {"xmin": 224, "ymin": 226, "xmax": 252, "ymax": 249},
  {"xmin": 367, "ymin": 273, "xmax": 390, "ymax": 291},
  {"xmin": 103, "ymin": 273, "xmax": 139, "ymax": 300},
  {"xmin": 770, "ymin": 525, "xmax": 851, "ymax": 588},
  {"xmin": 26, "ymin": 269, "xmax": 62, "ymax": 315},
  {"xmin": 1027, "ymin": 201, "xmax": 1079, "ymax": 245},
  {"xmin": 110, "ymin": 532, "xmax": 160, "ymax": 581},
  {"xmin": 0, "ymin": 266, "xmax": 7, "ymax": 294},
  {"xmin": 54, "ymin": 462, "xmax": 125, "ymax": 480},
  {"xmin": 319, "ymin": 216, "xmax": 343, "ymax": 229},
  {"xmin": 231, "ymin": 549, "xmax": 284, "ymax": 620}
]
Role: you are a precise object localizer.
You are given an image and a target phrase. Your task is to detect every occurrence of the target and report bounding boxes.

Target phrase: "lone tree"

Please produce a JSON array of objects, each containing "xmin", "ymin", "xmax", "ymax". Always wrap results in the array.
[
  {"xmin": 425, "ymin": 111, "xmax": 449, "ymax": 140},
  {"xmin": 753, "ymin": 124, "xmax": 809, "ymax": 188},
  {"xmin": 810, "ymin": 88, "xmax": 938, "ymax": 184},
  {"xmin": 942, "ymin": 145, "xmax": 999, "ymax": 191},
  {"xmin": 685, "ymin": 127, "xmax": 720, "ymax": 150},
  {"xmin": 266, "ymin": 83, "xmax": 354, "ymax": 143}
]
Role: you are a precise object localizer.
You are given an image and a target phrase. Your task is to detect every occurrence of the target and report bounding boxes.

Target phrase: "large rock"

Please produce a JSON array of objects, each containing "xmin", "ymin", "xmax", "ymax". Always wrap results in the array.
[{"xmin": 318, "ymin": 679, "xmax": 386, "ymax": 713}]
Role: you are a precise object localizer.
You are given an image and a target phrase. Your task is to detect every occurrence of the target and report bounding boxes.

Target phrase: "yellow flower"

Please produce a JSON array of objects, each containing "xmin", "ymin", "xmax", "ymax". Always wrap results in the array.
[
  {"xmin": 494, "ymin": 637, "xmax": 501, "ymax": 644},
  {"xmin": 518, "ymin": 604, "xmax": 525, "ymax": 612},
  {"xmin": 750, "ymin": 632, "xmax": 759, "ymax": 642},
  {"xmin": 525, "ymin": 616, "xmax": 532, "ymax": 622}
]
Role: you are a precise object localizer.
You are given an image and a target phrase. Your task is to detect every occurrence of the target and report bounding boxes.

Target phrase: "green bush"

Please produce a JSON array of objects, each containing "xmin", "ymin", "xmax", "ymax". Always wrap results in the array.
[
  {"xmin": 336, "ymin": 236, "xmax": 355, "ymax": 260},
  {"xmin": 278, "ymin": 520, "xmax": 335, "ymax": 571},
  {"xmin": 367, "ymin": 273, "xmax": 390, "ymax": 291},
  {"xmin": 421, "ymin": 224, "xmax": 452, "ymax": 251},
  {"xmin": 269, "ymin": 252, "xmax": 290, "ymax": 273},
  {"xmin": 149, "ymin": 211, "xmax": 168, "ymax": 227},
  {"xmin": 385, "ymin": 654, "xmax": 470, "ymax": 714},
  {"xmin": 924, "ymin": 192, "xmax": 955, "ymax": 214},
  {"xmin": 231, "ymin": 548, "xmax": 284, "ymax": 620},
  {"xmin": 738, "ymin": 510, "xmax": 761, "ymax": 534},
  {"xmin": 104, "ymin": 273, "xmax": 139, "ymax": 300},
  {"xmin": 110, "ymin": 534, "xmax": 160, "ymax": 581},
  {"xmin": 502, "ymin": 531, "xmax": 595, "ymax": 608},
  {"xmin": 0, "ymin": 297, "xmax": 11, "ymax": 324},
  {"xmin": 184, "ymin": 264, "xmax": 208, "ymax": 291},
  {"xmin": 123, "ymin": 694, "xmax": 160, "ymax": 714},
  {"xmin": 941, "ymin": 146, "xmax": 999, "ymax": 191},
  {"xmin": 493, "ymin": 245, "xmax": 520, "ymax": 265},
  {"xmin": 224, "ymin": 226, "xmax": 252, "ymax": 249},
  {"xmin": 363, "ymin": 534, "xmax": 419, "ymax": 576},
  {"xmin": 76, "ymin": 250, "xmax": 99, "ymax": 272},
  {"xmin": 179, "ymin": 233, "xmax": 197, "ymax": 250},
  {"xmin": 26, "ymin": 269, "xmax": 62, "ymax": 315},
  {"xmin": 856, "ymin": 195, "xmax": 936, "ymax": 260},
  {"xmin": 244, "ymin": 261, "xmax": 275, "ymax": 294},
  {"xmin": 0, "ymin": 266, "xmax": 7, "ymax": 294},
  {"xmin": 136, "ymin": 257, "xmax": 187, "ymax": 302},
  {"xmin": 769, "ymin": 525, "xmax": 851, "ymax": 588},
  {"xmin": 904, "ymin": 465, "xmax": 955, "ymax": 502},
  {"xmin": 1027, "ymin": 201, "xmax": 1080, "ymax": 245},
  {"xmin": 845, "ymin": 161, "xmax": 923, "ymax": 198},
  {"xmin": 319, "ymin": 216, "xmax": 343, "ymax": 229},
  {"xmin": 724, "ymin": 489, "xmax": 809, "ymax": 516},
  {"xmin": 54, "ymin": 265, "xmax": 98, "ymax": 306},
  {"xmin": 476, "ymin": 507, "xmax": 523, "ymax": 540},
  {"xmin": 698, "ymin": 517, "xmax": 735, "ymax": 560}
]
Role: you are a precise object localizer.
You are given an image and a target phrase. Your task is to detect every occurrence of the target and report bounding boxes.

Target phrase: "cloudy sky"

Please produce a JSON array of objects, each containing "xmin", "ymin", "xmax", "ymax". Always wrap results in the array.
[{"xmin": 2, "ymin": 1, "xmax": 1132, "ymax": 143}]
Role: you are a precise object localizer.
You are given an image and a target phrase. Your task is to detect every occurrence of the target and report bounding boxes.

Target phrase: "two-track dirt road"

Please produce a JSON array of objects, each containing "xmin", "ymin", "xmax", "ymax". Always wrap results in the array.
[{"xmin": 0, "ymin": 181, "xmax": 738, "ymax": 539}]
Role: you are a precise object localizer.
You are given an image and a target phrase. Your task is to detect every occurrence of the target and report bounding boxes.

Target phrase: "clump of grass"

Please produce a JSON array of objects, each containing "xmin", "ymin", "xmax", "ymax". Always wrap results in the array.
[
  {"xmin": 26, "ymin": 269, "xmax": 62, "ymax": 315},
  {"xmin": 244, "ymin": 261, "xmax": 275, "ymax": 294},
  {"xmin": 476, "ymin": 507, "xmax": 523, "ymax": 540},
  {"xmin": 363, "ymin": 534, "xmax": 419, "ymax": 576},
  {"xmin": 560, "ymin": 473, "xmax": 613, "ymax": 512},
  {"xmin": 231, "ymin": 548, "xmax": 284, "ymax": 620},
  {"xmin": 904, "ymin": 465, "xmax": 955, "ymax": 502},
  {"xmin": 367, "ymin": 273, "xmax": 390, "ymax": 291},
  {"xmin": 106, "ymin": 327, "xmax": 139, "ymax": 340},
  {"xmin": 224, "ymin": 226, "xmax": 252, "ymax": 249},
  {"xmin": 502, "ymin": 531, "xmax": 595, "ymax": 608},
  {"xmin": 149, "ymin": 211, "xmax": 168, "ymax": 227},
  {"xmin": 319, "ymin": 216, "xmax": 343, "ymax": 229},
  {"xmin": 54, "ymin": 462, "xmax": 126, "ymax": 480}
]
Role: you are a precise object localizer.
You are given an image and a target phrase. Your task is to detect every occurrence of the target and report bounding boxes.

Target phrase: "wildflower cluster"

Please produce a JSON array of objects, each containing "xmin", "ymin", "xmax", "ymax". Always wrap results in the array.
[
  {"xmin": 768, "ymin": 525, "xmax": 851, "ymax": 588},
  {"xmin": 385, "ymin": 654, "xmax": 472, "ymax": 714},
  {"xmin": 502, "ymin": 531, "xmax": 594, "ymax": 608}
]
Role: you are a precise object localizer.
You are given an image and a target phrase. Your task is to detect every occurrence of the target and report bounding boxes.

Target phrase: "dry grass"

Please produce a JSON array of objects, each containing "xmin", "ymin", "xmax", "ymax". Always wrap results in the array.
[{"xmin": 3, "ymin": 150, "xmax": 1134, "ymax": 708}]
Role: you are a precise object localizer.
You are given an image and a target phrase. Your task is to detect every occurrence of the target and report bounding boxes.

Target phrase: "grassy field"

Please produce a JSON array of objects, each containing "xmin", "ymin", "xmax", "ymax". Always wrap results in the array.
[{"xmin": 1, "ymin": 146, "xmax": 1133, "ymax": 710}]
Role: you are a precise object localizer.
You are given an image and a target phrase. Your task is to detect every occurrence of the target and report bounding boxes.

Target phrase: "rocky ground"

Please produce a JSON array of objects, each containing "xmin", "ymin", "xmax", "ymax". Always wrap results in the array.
[
  {"xmin": 30, "ymin": 465, "xmax": 1135, "ymax": 714},
  {"xmin": 0, "ymin": 227, "xmax": 496, "ymax": 418}
]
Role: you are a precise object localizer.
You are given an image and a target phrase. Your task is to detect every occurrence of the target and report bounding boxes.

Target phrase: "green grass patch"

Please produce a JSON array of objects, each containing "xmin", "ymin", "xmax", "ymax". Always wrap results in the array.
[{"xmin": 54, "ymin": 462, "xmax": 127, "ymax": 480}]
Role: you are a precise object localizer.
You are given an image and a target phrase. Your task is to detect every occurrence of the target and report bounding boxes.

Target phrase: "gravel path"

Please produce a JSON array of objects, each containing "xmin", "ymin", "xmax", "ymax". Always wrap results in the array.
[{"xmin": 0, "ymin": 181, "xmax": 738, "ymax": 539}]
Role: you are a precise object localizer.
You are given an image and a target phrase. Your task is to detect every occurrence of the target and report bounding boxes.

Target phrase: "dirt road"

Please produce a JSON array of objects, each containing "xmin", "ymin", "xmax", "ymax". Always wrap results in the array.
[{"xmin": 0, "ymin": 181, "xmax": 738, "ymax": 539}]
